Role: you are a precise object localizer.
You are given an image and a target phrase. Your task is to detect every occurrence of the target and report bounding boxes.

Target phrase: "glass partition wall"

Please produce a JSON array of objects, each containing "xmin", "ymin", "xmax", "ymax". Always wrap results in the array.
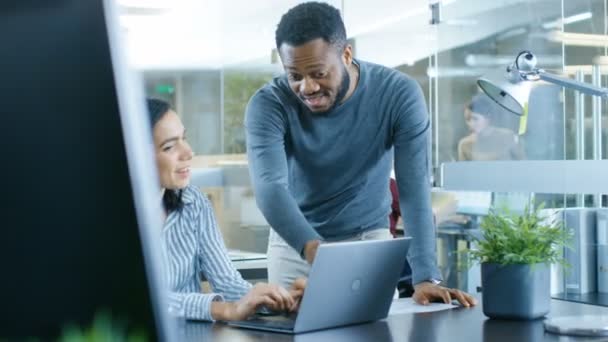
[
  {"xmin": 558, "ymin": 0, "xmax": 608, "ymax": 304},
  {"xmin": 436, "ymin": 0, "xmax": 608, "ymax": 305},
  {"xmin": 121, "ymin": 0, "xmax": 608, "ymax": 302}
]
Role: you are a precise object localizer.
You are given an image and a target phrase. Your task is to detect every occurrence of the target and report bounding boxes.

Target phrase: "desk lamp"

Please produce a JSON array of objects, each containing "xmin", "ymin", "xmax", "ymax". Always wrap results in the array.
[
  {"xmin": 477, "ymin": 50, "xmax": 608, "ymax": 116},
  {"xmin": 478, "ymin": 50, "xmax": 608, "ymax": 337}
]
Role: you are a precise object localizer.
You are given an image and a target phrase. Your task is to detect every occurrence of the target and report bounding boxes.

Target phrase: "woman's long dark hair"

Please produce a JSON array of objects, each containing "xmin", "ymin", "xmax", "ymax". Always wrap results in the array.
[{"xmin": 146, "ymin": 98, "xmax": 184, "ymax": 213}]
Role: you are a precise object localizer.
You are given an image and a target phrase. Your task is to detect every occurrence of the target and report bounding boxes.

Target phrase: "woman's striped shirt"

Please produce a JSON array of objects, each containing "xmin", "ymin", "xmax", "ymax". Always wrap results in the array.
[{"xmin": 161, "ymin": 185, "xmax": 251, "ymax": 321}]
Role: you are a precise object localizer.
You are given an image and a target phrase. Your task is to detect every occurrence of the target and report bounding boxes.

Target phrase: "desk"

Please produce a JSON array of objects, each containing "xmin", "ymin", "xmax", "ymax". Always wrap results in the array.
[
  {"xmin": 175, "ymin": 298, "xmax": 608, "ymax": 341},
  {"xmin": 229, "ymin": 250, "xmax": 267, "ymax": 281}
]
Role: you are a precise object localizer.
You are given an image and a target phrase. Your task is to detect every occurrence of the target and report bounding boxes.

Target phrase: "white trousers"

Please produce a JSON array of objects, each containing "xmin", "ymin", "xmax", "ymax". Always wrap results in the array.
[{"xmin": 266, "ymin": 228, "xmax": 393, "ymax": 289}]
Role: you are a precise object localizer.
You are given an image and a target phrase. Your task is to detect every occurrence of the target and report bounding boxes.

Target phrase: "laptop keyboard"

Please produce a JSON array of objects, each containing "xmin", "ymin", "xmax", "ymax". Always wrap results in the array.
[{"xmin": 240, "ymin": 314, "xmax": 297, "ymax": 330}]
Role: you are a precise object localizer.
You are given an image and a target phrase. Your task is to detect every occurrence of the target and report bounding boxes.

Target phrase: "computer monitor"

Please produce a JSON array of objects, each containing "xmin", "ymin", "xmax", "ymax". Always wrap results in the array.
[{"xmin": 0, "ymin": 1, "xmax": 171, "ymax": 339}]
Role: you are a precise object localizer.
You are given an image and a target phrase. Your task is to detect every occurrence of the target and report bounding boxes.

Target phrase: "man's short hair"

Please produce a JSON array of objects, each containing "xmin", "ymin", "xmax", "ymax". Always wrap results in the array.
[{"xmin": 275, "ymin": 2, "xmax": 347, "ymax": 52}]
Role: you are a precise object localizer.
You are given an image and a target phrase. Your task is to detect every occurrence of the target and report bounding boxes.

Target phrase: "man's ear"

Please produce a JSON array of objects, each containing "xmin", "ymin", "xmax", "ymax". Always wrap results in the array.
[{"xmin": 342, "ymin": 44, "xmax": 353, "ymax": 66}]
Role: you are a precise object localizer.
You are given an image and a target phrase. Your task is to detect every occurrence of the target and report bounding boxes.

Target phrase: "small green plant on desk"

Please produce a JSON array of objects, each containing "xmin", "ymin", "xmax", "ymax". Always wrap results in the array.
[
  {"xmin": 470, "ymin": 203, "xmax": 571, "ymax": 266},
  {"xmin": 468, "ymin": 203, "xmax": 571, "ymax": 320}
]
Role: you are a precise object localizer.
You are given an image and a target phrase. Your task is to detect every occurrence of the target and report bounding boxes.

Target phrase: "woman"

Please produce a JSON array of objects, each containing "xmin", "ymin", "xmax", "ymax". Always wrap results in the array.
[
  {"xmin": 146, "ymin": 98, "xmax": 304, "ymax": 321},
  {"xmin": 458, "ymin": 94, "xmax": 525, "ymax": 161}
]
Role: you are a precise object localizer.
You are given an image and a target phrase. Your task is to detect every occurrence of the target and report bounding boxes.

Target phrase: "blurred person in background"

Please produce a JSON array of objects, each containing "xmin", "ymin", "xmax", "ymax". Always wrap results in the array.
[{"xmin": 458, "ymin": 93, "xmax": 525, "ymax": 161}]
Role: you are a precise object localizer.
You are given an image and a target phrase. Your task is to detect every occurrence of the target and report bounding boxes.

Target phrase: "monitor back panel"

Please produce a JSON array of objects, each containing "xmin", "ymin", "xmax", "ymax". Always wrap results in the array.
[{"xmin": 0, "ymin": 1, "xmax": 159, "ymax": 339}]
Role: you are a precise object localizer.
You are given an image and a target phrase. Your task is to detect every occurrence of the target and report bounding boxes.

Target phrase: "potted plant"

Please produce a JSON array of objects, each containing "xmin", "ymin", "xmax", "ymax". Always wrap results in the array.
[{"xmin": 469, "ymin": 203, "xmax": 571, "ymax": 320}]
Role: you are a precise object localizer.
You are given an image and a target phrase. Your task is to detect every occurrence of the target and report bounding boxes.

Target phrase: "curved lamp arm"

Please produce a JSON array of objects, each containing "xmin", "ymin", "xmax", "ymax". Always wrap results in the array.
[
  {"xmin": 537, "ymin": 71, "xmax": 608, "ymax": 98},
  {"xmin": 512, "ymin": 50, "xmax": 608, "ymax": 98}
]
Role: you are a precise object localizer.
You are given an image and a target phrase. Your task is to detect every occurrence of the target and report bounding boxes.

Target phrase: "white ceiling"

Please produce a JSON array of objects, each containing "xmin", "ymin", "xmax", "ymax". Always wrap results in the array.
[{"xmin": 117, "ymin": 0, "xmax": 588, "ymax": 70}]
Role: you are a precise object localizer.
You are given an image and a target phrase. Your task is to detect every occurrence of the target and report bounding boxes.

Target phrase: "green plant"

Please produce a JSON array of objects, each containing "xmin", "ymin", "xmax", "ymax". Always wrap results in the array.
[
  {"xmin": 223, "ymin": 70, "xmax": 274, "ymax": 154},
  {"xmin": 469, "ymin": 203, "xmax": 572, "ymax": 265},
  {"xmin": 59, "ymin": 311, "xmax": 147, "ymax": 342}
]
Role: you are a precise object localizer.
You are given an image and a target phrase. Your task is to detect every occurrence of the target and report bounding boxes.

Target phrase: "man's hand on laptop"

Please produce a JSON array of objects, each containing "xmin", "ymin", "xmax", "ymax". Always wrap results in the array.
[
  {"xmin": 303, "ymin": 239, "xmax": 321, "ymax": 264},
  {"xmin": 288, "ymin": 277, "xmax": 307, "ymax": 311},
  {"xmin": 413, "ymin": 282, "xmax": 477, "ymax": 308},
  {"xmin": 213, "ymin": 283, "xmax": 295, "ymax": 320}
]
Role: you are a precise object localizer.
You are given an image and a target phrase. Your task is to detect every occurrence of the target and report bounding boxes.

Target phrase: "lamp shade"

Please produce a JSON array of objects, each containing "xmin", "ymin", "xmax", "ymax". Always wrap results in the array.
[{"xmin": 477, "ymin": 70, "xmax": 532, "ymax": 116}]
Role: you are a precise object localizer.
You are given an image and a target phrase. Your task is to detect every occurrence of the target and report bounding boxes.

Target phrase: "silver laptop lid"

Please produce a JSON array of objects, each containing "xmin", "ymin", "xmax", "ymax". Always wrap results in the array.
[{"xmin": 294, "ymin": 237, "xmax": 410, "ymax": 333}]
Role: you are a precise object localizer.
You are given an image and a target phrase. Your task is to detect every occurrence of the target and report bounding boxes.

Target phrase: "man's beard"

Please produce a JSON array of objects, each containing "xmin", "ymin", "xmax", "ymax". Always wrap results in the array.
[
  {"xmin": 300, "ymin": 64, "xmax": 351, "ymax": 113},
  {"xmin": 330, "ymin": 64, "xmax": 351, "ymax": 111}
]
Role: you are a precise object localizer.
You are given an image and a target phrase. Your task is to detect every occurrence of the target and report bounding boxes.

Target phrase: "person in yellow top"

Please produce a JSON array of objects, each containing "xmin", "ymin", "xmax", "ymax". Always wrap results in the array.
[{"xmin": 458, "ymin": 94, "xmax": 525, "ymax": 161}]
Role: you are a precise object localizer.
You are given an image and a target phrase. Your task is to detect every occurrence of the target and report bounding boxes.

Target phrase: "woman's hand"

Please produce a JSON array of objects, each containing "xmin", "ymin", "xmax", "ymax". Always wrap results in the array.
[
  {"xmin": 212, "ymin": 283, "xmax": 295, "ymax": 321},
  {"xmin": 289, "ymin": 277, "xmax": 307, "ymax": 311}
]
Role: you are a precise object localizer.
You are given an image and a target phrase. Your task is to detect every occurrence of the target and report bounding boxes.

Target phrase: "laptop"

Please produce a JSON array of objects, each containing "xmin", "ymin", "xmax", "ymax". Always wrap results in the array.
[
  {"xmin": 0, "ymin": 1, "xmax": 172, "ymax": 340},
  {"xmin": 227, "ymin": 237, "xmax": 410, "ymax": 334}
]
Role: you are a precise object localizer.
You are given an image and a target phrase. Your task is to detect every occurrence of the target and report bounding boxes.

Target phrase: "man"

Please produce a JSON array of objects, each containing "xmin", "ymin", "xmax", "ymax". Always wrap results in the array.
[{"xmin": 245, "ymin": 1, "xmax": 476, "ymax": 307}]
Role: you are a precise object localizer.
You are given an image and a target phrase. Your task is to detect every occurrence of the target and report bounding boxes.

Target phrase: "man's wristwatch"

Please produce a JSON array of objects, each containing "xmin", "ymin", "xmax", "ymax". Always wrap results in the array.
[{"xmin": 424, "ymin": 279, "xmax": 442, "ymax": 285}]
